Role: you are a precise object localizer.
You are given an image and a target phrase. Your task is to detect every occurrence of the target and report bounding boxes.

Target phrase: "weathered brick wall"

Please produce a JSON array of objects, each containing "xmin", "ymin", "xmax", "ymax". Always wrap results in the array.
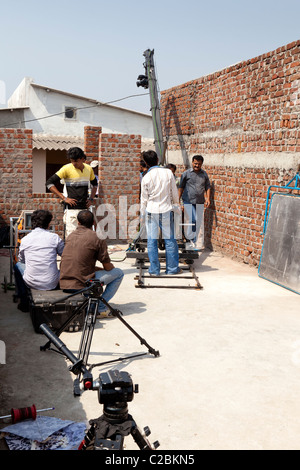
[
  {"xmin": 0, "ymin": 128, "xmax": 65, "ymax": 236},
  {"xmin": 161, "ymin": 40, "xmax": 300, "ymax": 265},
  {"xmin": 97, "ymin": 133, "xmax": 141, "ymax": 240},
  {"xmin": 84, "ymin": 126, "xmax": 102, "ymax": 160},
  {"xmin": 162, "ymin": 41, "xmax": 300, "ymax": 154},
  {"xmin": 0, "ymin": 127, "xmax": 141, "ymax": 243},
  {"xmin": 203, "ymin": 166, "xmax": 297, "ymax": 265}
]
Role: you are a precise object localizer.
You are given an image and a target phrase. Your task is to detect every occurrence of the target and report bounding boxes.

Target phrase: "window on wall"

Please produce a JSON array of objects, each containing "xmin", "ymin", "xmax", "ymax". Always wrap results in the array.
[
  {"xmin": 32, "ymin": 149, "xmax": 68, "ymax": 193},
  {"xmin": 46, "ymin": 150, "xmax": 69, "ymax": 193},
  {"xmin": 64, "ymin": 106, "xmax": 77, "ymax": 120}
]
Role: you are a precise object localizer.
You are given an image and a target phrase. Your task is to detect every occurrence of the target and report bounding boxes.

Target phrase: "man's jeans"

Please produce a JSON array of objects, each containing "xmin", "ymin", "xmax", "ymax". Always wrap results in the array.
[
  {"xmin": 146, "ymin": 211, "xmax": 179, "ymax": 275},
  {"xmin": 14, "ymin": 262, "xmax": 28, "ymax": 302},
  {"xmin": 183, "ymin": 203, "xmax": 204, "ymax": 246},
  {"xmin": 94, "ymin": 267, "xmax": 124, "ymax": 312},
  {"xmin": 63, "ymin": 209, "xmax": 81, "ymax": 239}
]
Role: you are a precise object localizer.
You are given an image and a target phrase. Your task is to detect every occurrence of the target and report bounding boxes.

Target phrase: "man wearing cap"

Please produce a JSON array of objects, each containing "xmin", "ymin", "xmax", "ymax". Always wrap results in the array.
[
  {"xmin": 90, "ymin": 160, "xmax": 99, "ymax": 197},
  {"xmin": 46, "ymin": 147, "xmax": 98, "ymax": 238}
]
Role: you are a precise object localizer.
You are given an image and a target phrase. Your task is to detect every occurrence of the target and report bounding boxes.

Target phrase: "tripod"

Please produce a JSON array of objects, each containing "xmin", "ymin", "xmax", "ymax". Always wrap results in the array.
[
  {"xmin": 79, "ymin": 404, "xmax": 160, "ymax": 450},
  {"xmin": 39, "ymin": 323, "xmax": 160, "ymax": 450},
  {"xmin": 40, "ymin": 280, "xmax": 159, "ymax": 395}
]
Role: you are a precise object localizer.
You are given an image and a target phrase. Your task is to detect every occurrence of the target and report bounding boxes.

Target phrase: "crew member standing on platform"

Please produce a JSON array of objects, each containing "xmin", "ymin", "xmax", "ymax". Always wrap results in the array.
[{"xmin": 140, "ymin": 150, "xmax": 181, "ymax": 276}]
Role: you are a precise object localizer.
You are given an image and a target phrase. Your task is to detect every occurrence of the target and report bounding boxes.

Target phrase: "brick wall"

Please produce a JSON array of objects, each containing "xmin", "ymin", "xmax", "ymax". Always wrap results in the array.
[
  {"xmin": 162, "ymin": 41, "xmax": 300, "ymax": 154},
  {"xmin": 161, "ymin": 40, "xmax": 300, "ymax": 265},
  {"xmin": 97, "ymin": 133, "xmax": 141, "ymax": 240},
  {"xmin": 0, "ymin": 127, "xmax": 141, "ymax": 243},
  {"xmin": 84, "ymin": 126, "xmax": 102, "ymax": 160},
  {"xmin": 0, "ymin": 128, "xmax": 65, "ymax": 235}
]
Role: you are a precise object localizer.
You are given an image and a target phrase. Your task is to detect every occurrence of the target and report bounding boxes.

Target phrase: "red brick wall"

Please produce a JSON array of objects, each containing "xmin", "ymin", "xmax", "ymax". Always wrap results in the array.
[
  {"xmin": 203, "ymin": 166, "xmax": 297, "ymax": 265},
  {"xmin": 0, "ymin": 128, "xmax": 65, "ymax": 235},
  {"xmin": 0, "ymin": 127, "xmax": 141, "ymax": 243},
  {"xmin": 84, "ymin": 126, "xmax": 102, "ymax": 161},
  {"xmin": 161, "ymin": 40, "xmax": 300, "ymax": 265},
  {"xmin": 162, "ymin": 40, "xmax": 300, "ymax": 155},
  {"xmin": 96, "ymin": 133, "xmax": 141, "ymax": 240}
]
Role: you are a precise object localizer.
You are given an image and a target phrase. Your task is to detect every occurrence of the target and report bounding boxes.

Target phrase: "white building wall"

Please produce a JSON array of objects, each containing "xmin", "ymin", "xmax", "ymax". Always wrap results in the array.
[
  {"xmin": 32, "ymin": 149, "xmax": 46, "ymax": 193},
  {"xmin": 8, "ymin": 78, "xmax": 154, "ymax": 139}
]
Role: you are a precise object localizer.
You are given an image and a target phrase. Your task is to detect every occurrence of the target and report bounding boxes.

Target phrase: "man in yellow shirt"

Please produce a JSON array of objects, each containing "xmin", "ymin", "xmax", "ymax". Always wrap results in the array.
[{"xmin": 46, "ymin": 147, "xmax": 98, "ymax": 238}]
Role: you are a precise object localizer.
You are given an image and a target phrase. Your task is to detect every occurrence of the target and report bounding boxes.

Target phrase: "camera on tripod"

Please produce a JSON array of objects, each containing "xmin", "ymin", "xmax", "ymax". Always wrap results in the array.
[
  {"xmin": 38, "ymin": 277, "xmax": 160, "ymax": 450},
  {"xmin": 84, "ymin": 279, "xmax": 104, "ymax": 297},
  {"xmin": 98, "ymin": 370, "xmax": 137, "ymax": 406},
  {"xmin": 39, "ymin": 323, "xmax": 159, "ymax": 450}
]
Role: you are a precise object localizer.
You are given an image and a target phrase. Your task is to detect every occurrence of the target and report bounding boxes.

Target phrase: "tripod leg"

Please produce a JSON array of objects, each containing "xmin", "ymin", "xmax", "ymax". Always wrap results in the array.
[
  {"xmin": 73, "ymin": 298, "xmax": 99, "ymax": 395},
  {"xmin": 130, "ymin": 420, "xmax": 160, "ymax": 450},
  {"xmin": 94, "ymin": 434, "xmax": 124, "ymax": 450},
  {"xmin": 78, "ymin": 298, "xmax": 98, "ymax": 365},
  {"xmin": 99, "ymin": 298, "xmax": 160, "ymax": 357},
  {"xmin": 55, "ymin": 298, "xmax": 89, "ymax": 337},
  {"xmin": 40, "ymin": 298, "xmax": 89, "ymax": 351}
]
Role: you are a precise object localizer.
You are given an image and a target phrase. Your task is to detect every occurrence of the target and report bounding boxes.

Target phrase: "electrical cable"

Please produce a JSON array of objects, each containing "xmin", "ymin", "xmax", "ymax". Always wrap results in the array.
[{"xmin": 1, "ymin": 92, "xmax": 149, "ymax": 128}]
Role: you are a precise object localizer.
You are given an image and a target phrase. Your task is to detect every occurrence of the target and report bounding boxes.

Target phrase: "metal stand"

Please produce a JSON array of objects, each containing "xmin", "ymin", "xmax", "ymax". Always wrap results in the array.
[
  {"xmin": 127, "ymin": 239, "xmax": 203, "ymax": 289},
  {"xmin": 79, "ymin": 406, "xmax": 159, "ymax": 450},
  {"xmin": 40, "ymin": 280, "xmax": 159, "ymax": 395},
  {"xmin": 39, "ymin": 323, "xmax": 160, "ymax": 450}
]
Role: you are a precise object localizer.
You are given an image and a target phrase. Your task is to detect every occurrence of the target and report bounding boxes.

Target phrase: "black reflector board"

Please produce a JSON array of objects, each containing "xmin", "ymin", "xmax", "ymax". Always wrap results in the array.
[{"xmin": 258, "ymin": 193, "xmax": 300, "ymax": 294}]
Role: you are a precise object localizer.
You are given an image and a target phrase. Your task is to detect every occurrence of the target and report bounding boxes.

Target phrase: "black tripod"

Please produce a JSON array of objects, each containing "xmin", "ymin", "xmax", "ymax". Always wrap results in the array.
[
  {"xmin": 40, "ymin": 280, "xmax": 159, "ymax": 395},
  {"xmin": 39, "ymin": 323, "xmax": 160, "ymax": 450}
]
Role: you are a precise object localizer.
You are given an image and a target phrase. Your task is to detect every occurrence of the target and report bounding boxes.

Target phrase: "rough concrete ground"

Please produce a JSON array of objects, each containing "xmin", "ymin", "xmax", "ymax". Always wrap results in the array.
[{"xmin": 0, "ymin": 247, "xmax": 300, "ymax": 450}]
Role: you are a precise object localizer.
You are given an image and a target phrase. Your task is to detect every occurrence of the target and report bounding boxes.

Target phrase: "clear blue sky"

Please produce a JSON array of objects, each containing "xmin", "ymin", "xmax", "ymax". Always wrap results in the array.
[{"xmin": 1, "ymin": 0, "xmax": 299, "ymax": 115}]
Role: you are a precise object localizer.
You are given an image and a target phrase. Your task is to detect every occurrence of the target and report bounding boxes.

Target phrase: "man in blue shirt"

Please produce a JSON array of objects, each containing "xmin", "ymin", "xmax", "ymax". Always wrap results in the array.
[
  {"xmin": 14, "ymin": 210, "xmax": 64, "ymax": 311},
  {"xmin": 178, "ymin": 155, "xmax": 211, "ymax": 250}
]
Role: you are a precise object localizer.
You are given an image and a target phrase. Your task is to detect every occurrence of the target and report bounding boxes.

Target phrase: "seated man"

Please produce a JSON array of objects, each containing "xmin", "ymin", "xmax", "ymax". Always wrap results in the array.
[
  {"xmin": 59, "ymin": 210, "xmax": 124, "ymax": 318},
  {"xmin": 14, "ymin": 210, "xmax": 65, "ymax": 311}
]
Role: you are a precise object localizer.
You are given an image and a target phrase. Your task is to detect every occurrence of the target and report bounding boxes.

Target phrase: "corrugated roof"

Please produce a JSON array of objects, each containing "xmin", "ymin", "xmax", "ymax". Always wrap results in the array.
[
  {"xmin": 32, "ymin": 133, "xmax": 155, "ymax": 152},
  {"xmin": 32, "ymin": 134, "xmax": 84, "ymax": 150}
]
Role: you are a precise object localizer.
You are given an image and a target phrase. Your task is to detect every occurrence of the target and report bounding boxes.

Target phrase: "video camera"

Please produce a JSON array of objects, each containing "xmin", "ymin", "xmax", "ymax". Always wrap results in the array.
[
  {"xmin": 83, "ymin": 279, "xmax": 104, "ymax": 297},
  {"xmin": 98, "ymin": 369, "xmax": 137, "ymax": 406}
]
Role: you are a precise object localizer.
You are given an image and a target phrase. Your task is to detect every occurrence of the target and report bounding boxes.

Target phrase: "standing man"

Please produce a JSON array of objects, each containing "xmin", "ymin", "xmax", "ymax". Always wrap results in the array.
[
  {"xmin": 178, "ymin": 155, "xmax": 211, "ymax": 250},
  {"xmin": 46, "ymin": 147, "xmax": 98, "ymax": 238},
  {"xmin": 59, "ymin": 210, "xmax": 124, "ymax": 318},
  {"xmin": 90, "ymin": 160, "xmax": 99, "ymax": 197},
  {"xmin": 140, "ymin": 150, "xmax": 181, "ymax": 276}
]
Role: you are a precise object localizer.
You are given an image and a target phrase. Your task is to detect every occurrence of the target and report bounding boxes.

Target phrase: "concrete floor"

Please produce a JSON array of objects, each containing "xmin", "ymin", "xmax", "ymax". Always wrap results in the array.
[{"xmin": 0, "ymin": 246, "xmax": 300, "ymax": 450}]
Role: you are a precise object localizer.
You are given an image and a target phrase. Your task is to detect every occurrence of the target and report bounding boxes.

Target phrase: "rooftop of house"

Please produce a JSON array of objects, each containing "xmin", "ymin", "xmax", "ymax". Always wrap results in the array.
[{"xmin": 6, "ymin": 77, "xmax": 151, "ymax": 118}]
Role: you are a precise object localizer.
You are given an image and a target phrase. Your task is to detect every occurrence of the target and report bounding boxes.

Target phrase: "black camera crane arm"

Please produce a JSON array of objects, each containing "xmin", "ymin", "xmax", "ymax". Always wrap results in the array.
[
  {"xmin": 39, "ymin": 323, "xmax": 93, "ymax": 390},
  {"xmin": 46, "ymin": 280, "xmax": 104, "ymax": 306}
]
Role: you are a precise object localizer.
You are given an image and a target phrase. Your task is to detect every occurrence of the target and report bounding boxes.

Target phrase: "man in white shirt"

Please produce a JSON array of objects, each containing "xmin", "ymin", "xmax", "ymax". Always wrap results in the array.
[
  {"xmin": 14, "ymin": 210, "xmax": 64, "ymax": 311},
  {"xmin": 140, "ymin": 151, "xmax": 181, "ymax": 275}
]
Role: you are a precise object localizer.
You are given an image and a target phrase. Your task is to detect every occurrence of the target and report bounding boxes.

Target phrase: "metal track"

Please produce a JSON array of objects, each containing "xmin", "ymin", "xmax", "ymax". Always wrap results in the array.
[{"xmin": 126, "ymin": 244, "xmax": 203, "ymax": 290}]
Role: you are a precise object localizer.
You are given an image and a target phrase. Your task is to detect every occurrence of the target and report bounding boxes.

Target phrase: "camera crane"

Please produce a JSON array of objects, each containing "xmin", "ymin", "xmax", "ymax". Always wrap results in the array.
[{"xmin": 137, "ymin": 49, "xmax": 166, "ymax": 165}]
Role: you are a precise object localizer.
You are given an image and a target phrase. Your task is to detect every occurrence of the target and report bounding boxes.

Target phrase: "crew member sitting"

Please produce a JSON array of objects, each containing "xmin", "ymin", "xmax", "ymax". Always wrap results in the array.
[
  {"xmin": 59, "ymin": 210, "xmax": 124, "ymax": 318},
  {"xmin": 14, "ymin": 210, "xmax": 65, "ymax": 312}
]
